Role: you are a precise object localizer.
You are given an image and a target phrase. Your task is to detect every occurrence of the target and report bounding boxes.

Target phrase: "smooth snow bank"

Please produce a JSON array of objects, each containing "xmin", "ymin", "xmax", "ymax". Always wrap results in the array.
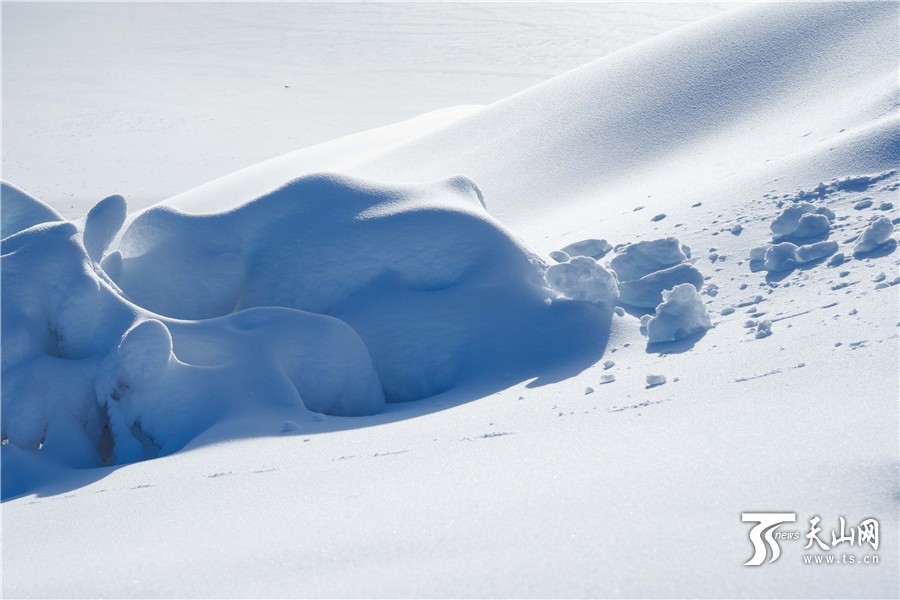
[
  {"xmin": 2, "ymin": 174, "xmax": 612, "ymax": 493},
  {"xmin": 159, "ymin": 3, "xmax": 898, "ymax": 238},
  {"xmin": 640, "ymin": 283, "xmax": 712, "ymax": 344}
]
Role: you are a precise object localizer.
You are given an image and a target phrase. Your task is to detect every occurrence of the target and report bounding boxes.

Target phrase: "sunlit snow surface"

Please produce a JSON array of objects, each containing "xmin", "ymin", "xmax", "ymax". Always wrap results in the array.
[{"xmin": 2, "ymin": 2, "xmax": 899, "ymax": 598}]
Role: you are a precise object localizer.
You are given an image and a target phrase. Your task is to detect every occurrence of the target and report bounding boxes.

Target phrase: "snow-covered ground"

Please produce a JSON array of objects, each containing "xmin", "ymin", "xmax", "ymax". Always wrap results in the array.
[
  {"xmin": 1, "ymin": 1, "xmax": 734, "ymax": 217},
  {"xmin": 2, "ymin": 3, "xmax": 898, "ymax": 598}
]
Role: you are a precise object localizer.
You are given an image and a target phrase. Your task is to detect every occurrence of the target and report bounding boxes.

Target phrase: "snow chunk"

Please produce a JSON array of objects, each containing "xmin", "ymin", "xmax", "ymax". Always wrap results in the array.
[
  {"xmin": 770, "ymin": 203, "xmax": 832, "ymax": 240},
  {"xmin": 646, "ymin": 374, "xmax": 666, "ymax": 388},
  {"xmin": 795, "ymin": 240, "xmax": 838, "ymax": 264},
  {"xmin": 545, "ymin": 256, "xmax": 619, "ymax": 308},
  {"xmin": 853, "ymin": 216, "xmax": 896, "ymax": 255},
  {"xmin": 560, "ymin": 238, "xmax": 612, "ymax": 260},
  {"xmin": 763, "ymin": 242, "xmax": 799, "ymax": 272},
  {"xmin": 608, "ymin": 237, "xmax": 688, "ymax": 282},
  {"xmin": 749, "ymin": 246, "xmax": 768, "ymax": 262},
  {"xmin": 600, "ymin": 374, "xmax": 615, "ymax": 384},
  {"xmin": 641, "ymin": 283, "xmax": 713, "ymax": 344},
  {"xmin": 618, "ymin": 263, "xmax": 704, "ymax": 309}
]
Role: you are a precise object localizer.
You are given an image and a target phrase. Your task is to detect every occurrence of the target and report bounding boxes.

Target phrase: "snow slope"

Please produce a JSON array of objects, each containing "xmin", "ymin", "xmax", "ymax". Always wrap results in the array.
[
  {"xmin": 3, "ymin": 3, "xmax": 898, "ymax": 598},
  {"xmin": 1, "ymin": 2, "xmax": 735, "ymax": 216}
]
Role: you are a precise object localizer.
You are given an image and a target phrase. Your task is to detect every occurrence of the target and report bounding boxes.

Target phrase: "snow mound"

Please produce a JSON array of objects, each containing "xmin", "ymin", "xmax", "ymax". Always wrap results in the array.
[
  {"xmin": 853, "ymin": 216, "xmax": 897, "ymax": 256},
  {"xmin": 545, "ymin": 256, "xmax": 619, "ymax": 309},
  {"xmin": 640, "ymin": 283, "xmax": 712, "ymax": 344},
  {"xmin": 1, "ymin": 213, "xmax": 386, "ymax": 474},
  {"xmin": 115, "ymin": 174, "xmax": 610, "ymax": 403},
  {"xmin": 3, "ymin": 175, "xmax": 612, "ymax": 481}
]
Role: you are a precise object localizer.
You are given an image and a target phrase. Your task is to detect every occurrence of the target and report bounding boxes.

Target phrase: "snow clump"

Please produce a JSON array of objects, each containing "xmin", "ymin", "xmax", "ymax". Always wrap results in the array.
[
  {"xmin": 770, "ymin": 202, "xmax": 834, "ymax": 241},
  {"xmin": 853, "ymin": 217, "xmax": 896, "ymax": 256},
  {"xmin": 608, "ymin": 237, "xmax": 703, "ymax": 309},
  {"xmin": 545, "ymin": 256, "xmax": 619, "ymax": 309},
  {"xmin": 639, "ymin": 283, "xmax": 713, "ymax": 344},
  {"xmin": 608, "ymin": 237, "xmax": 689, "ymax": 282}
]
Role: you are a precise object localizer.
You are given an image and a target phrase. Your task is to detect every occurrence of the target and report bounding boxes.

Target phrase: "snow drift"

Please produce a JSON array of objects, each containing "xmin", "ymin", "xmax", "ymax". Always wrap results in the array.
[{"xmin": 2, "ymin": 174, "xmax": 611, "ymax": 484}]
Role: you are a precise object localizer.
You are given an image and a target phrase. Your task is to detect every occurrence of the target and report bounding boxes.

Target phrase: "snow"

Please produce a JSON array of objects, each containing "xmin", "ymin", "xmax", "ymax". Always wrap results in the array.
[
  {"xmin": 770, "ymin": 203, "xmax": 834, "ymax": 241},
  {"xmin": 754, "ymin": 319, "xmax": 773, "ymax": 340},
  {"xmin": 795, "ymin": 240, "xmax": 839, "ymax": 264},
  {"xmin": 640, "ymin": 283, "xmax": 713, "ymax": 344},
  {"xmin": 2, "ymin": 2, "xmax": 734, "ymax": 217},
  {"xmin": 608, "ymin": 237, "xmax": 689, "ymax": 283},
  {"xmin": 3, "ymin": 173, "xmax": 615, "ymax": 481},
  {"xmin": 559, "ymin": 238, "xmax": 613, "ymax": 260},
  {"xmin": 645, "ymin": 374, "xmax": 667, "ymax": 388},
  {"xmin": 618, "ymin": 263, "xmax": 705, "ymax": 310},
  {"xmin": 853, "ymin": 216, "xmax": 897, "ymax": 256},
  {"xmin": 544, "ymin": 255, "xmax": 619, "ymax": 309},
  {"xmin": 3, "ymin": 2, "xmax": 899, "ymax": 598},
  {"xmin": 0, "ymin": 181, "xmax": 63, "ymax": 238}
]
